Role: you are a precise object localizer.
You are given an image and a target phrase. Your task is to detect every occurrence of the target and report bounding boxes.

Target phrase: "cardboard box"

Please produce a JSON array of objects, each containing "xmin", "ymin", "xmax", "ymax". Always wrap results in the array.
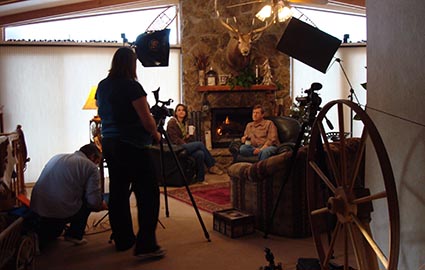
[{"xmin": 213, "ymin": 208, "xmax": 254, "ymax": 238}]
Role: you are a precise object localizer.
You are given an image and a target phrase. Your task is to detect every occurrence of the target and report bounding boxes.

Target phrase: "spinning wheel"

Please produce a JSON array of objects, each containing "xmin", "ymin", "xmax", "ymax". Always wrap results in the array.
[
  {"xmin": 306, "ymin": 100, "xmax": 400, "ymax": 270},
  {"xmin": 16, "ymin": 235, "xmax": 35, "ymax": 270}
]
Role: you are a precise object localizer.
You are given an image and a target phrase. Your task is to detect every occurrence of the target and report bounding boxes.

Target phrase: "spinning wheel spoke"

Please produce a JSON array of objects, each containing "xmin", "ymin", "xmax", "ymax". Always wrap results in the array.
[
  {"xmin": 311, "ymin": 206, "xmax": 329, "ymax": 216},
  {"xmin": 353, "ymin": 190, "xmax": 387, "ymax": 205},
  {"xmin": 308, "ymin": 160, "xmax": 337, "ymax": 193},
  {"xmin": 318, "ymin": 122, "xmax": 341, "ymax": 185},
  {"xmin": 306, "ymin": 100, "xmax": 400, "ymax": 270},
  {"xmin": 351, "ymin": 214, "xmax": 389, "ymax": 269},
  {"xmin": 324, "ymin": 221, "xmax": 343, "ymax": 266},
  {"xmin": 344, "ymin": 224, "xmax": 349, "ymax": 269},
  {"xmin": 348, "ymin": 128, "xmax": 368, "ymax": 192},
  {"xmin": 347, "ymin": 222, "xmax": 366, "ymax": 270},
  {"xmin": 337, "ymin": 103, "xmax": 348, "ymax": 187}
]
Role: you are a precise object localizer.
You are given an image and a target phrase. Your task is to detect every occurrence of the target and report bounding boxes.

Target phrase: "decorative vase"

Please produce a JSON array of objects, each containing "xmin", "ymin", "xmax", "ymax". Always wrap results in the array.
[{"xmin": 198, "ymin": 70, "xmax": 205, "ymax": 86}]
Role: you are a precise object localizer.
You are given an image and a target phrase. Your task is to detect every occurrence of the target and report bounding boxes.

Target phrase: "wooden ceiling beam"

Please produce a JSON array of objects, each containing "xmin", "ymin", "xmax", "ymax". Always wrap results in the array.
[
  {"xmin": 0, "ymin": 0, "xmax": 148, "ymax": 27},
  {"xmin": 330, "ymin": 0, "xmax": 365, "ymax": 8}
]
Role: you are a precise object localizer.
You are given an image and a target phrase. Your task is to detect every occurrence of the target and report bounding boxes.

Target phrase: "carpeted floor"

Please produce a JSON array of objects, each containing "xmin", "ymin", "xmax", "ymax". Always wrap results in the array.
[
  {"xmin": 34, "ymin": 174, "xmax": 352, "ymax": 270},
  {"xmin": 163, "ymin": 181, "xmax": 231, "ymax": 213}
]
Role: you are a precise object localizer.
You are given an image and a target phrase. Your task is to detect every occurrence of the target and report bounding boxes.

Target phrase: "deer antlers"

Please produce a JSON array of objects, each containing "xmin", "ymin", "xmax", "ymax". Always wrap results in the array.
[
  {"xmin": 214, "ymin": 0, "xmax": 276, "ymax": 41},
  {"xmin": 214, "ymin": 0, "xmax": 276, "ymax": 69}
]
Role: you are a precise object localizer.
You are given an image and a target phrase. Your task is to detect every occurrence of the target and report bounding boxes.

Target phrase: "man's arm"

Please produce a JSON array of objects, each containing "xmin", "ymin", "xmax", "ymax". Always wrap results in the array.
[
  {"xmin": 85, "ymin": 166, "xmax": 105, "ymax": 211},
  {"xmin": 263, "ymin": 120, "xmax": 279, "ymax": 148},
  {"xmin": 241, "ymin": 123, "xmax": 252, "ymax": 143}
]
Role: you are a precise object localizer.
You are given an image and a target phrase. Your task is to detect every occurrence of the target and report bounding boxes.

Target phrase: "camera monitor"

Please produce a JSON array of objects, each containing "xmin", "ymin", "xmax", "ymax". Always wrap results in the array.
[
  {"xmin": 134, "ymin": 28, "xmax": 170, "ymax": 67},
  {"xmin": 276, "ymin": 17, "xmax": 341, "ymax": 74}
]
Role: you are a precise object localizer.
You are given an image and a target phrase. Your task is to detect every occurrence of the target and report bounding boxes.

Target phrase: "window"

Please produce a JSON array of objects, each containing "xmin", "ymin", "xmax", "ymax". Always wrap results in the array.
[
  {"xmin": 5, "ymin": 5, "xmax": 180, "ymax": 45},
  {"xmin": 290, "ymin": 8, "xmax": 366, "ymax": 137},
  {"xmin": 0, "ymin": 3, "xmax": 181, "ymax": 182}
]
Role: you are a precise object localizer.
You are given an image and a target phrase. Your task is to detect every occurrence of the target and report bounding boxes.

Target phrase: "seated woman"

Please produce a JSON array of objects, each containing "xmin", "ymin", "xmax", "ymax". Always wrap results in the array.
[{"xmin": 166, "ymin": 103, "xmax": 223, "ymax": 183}]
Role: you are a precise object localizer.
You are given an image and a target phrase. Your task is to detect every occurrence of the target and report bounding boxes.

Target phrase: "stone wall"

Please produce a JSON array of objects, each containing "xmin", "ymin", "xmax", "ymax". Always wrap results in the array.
[{"xmin": 181, "ymin": 0, "xmax": 292, "ymax": 139}]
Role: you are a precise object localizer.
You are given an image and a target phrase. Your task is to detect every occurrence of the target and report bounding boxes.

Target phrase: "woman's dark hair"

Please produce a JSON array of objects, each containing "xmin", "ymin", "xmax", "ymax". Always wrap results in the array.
[
  {"xmin": 174, "ymin": 103, "xmax": 188, "ymax": 123},
  {"xmin": 108, "ymin": 47, "xmax": 137, "ymax": 80},
  {"xmin": 80, "ymin": 143, "xmax": 101, "ymax": 160}
]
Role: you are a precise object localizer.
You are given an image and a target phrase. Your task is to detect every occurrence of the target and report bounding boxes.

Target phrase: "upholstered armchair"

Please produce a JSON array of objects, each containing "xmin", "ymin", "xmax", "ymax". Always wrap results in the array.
[
  {"xmin": 149, "ymin": 144, "xmax": 197, "ymax": 187},
  {"xmin": 227, "ymin": 137, "xmax": 362, "ymax": 238},
  {"xmin": 228, "ymin": 116, "xmax": 301, "ymax": 163}
]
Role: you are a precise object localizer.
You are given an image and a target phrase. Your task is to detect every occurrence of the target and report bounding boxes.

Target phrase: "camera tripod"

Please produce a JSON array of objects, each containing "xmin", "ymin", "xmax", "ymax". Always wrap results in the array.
[{"xmin": 155, "ymin": 117, "xmax": 211, "ymax": 242}]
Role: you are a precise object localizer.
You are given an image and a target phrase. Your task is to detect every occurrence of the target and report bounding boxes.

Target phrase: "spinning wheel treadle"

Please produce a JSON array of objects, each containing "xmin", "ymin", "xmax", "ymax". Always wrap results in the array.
[{"xmin": 306, "ymin": 100, "xmax": 400, "ymax": 270}]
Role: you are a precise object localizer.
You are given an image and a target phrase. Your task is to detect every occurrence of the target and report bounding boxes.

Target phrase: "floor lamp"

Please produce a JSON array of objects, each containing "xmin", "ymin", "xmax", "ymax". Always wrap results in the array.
[
  {"xmin": 82, "ymin": 86, "xmax": 104, "ymax": 191},
  {"xmin": 82, "ymin": 86, "xmax": 111, "ymax": 233}
]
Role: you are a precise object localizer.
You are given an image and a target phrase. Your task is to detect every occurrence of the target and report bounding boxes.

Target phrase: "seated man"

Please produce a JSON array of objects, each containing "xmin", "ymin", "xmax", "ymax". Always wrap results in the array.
[
  {"xmin": 30, "ymin": 143, "xmax": 108, "ymax": 248},
  {"xmin": 239, "ymin": 104, "xmax": 280, "ymax": 161}
]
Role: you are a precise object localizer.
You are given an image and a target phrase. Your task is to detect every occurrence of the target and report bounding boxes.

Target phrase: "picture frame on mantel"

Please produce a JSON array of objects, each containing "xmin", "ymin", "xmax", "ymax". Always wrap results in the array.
[{"xmin": 219, "ymin": 74, "xmax": 230, "ymax": 85}]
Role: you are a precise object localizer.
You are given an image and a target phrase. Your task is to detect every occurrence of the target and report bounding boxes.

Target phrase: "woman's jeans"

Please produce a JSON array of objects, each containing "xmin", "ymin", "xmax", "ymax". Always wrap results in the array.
[
  {"xmin": 239, "ymin": 144, "xmax": 277, "ymax": 160},
  {"xmin": 182, "ymin": 141, "xmax": 215, "ymax": 181},
  {"xmin": 102, "ymin": 138, "xmax": 160, "ymax": 253}
]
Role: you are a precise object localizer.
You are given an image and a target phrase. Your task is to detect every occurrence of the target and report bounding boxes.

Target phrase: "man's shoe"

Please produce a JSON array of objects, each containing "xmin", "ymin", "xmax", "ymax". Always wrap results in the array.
[
  {"xmin": 209, "ymin": 165, "xmax": 223, "ymax": 175},
  {"xmin": 135, "ymin": 248, "xmax": 166, "ymax": 261},
  {"xmin": 64, "ymin": 236, "xmax": 88, "ymax": 246}
]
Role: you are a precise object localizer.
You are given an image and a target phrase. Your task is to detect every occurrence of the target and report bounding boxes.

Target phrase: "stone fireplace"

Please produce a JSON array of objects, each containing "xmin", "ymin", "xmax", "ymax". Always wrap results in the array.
[{"xmin": 211, "ymin": 107, "xmax": 252, "ymax": 148}]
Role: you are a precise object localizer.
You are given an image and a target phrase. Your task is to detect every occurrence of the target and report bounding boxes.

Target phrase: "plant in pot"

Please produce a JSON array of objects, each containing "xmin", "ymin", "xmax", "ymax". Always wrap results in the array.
[{"xmin": 193, "ymin": 52, "xmax": 209, "ymax": 86}]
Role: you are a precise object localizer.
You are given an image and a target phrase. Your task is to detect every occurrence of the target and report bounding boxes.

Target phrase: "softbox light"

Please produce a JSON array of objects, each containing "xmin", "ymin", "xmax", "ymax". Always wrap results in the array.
[
  {"xmin": 277, "ymin": 18, "xmax": 341, "ymax": 73},
  {"xmin": 134, "ymin": 28, "xmax": 170, "ymax": 67}
]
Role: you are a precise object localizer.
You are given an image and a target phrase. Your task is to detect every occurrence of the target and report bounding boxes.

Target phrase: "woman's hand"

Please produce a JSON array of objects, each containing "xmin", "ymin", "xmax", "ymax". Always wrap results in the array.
[{"xmin": 152, "ymin": 131, "xmax": 161, "ymax": 143}]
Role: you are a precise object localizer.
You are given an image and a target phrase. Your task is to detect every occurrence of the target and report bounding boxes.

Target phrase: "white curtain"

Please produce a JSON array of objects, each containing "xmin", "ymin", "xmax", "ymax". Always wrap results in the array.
[{"xmin": 0, "ymin": 45, "xmax": 181, "ymax": 183}]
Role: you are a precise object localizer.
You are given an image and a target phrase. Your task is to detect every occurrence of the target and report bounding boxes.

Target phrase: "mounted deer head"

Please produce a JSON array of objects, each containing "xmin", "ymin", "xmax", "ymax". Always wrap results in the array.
[{"xmin": 214, "ymin": 0, "xmax": 276, "ymax": 70}]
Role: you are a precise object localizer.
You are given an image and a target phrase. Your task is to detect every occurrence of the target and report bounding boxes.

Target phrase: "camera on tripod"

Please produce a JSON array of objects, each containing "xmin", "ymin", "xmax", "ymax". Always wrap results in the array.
[
  {"xmin": 150, "ymin": 87, "xmax": 174, "ymax": 123},
  {"xmin": 295, "ymin": 82, "xmax": 322, "ymax": 124}
]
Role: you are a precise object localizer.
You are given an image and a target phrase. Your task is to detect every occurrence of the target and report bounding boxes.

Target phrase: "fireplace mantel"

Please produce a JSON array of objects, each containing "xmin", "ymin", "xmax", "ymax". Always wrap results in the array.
[{"xmin": 196, "ymin": 85, "xmax": 277, "ymax": 92}]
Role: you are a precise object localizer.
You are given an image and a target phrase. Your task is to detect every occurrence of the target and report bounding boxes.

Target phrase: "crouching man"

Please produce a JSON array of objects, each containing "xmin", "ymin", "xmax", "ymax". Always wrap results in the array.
[{"xmin": 30, "ymin": 143, "xmax": 108, "ymax": 248}]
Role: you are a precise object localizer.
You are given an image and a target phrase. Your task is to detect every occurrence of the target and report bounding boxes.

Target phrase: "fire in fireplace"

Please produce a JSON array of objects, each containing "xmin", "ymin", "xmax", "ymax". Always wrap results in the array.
[{"xmin": 211, "ymin": 107, "xmax": 252, "ymax": 148}]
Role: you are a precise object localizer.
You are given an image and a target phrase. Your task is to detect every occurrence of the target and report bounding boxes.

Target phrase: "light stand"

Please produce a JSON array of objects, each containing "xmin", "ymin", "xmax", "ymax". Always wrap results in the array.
[{"xmin": 335, "ymin": 58, "xmax": 361, "ymax": 137}]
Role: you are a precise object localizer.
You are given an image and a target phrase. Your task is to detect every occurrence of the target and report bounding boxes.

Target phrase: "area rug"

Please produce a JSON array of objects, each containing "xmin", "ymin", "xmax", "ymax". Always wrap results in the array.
[{"xmin": 163, "ymin": 182, "xmax": 231, "ymax": 213}]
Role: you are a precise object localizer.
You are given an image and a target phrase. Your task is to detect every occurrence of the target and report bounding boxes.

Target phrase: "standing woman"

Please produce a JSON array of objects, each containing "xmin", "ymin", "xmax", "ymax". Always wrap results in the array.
[
  {"xmin": 96, "ymin": 47, "xmax": 165, "ymax": 260},
  {"xmin": 167, "ymin": 103, "xmax": 223, "ymax": 183}
]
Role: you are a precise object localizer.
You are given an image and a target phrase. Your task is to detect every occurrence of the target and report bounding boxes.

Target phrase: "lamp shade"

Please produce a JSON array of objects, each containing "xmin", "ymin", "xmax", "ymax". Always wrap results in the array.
[{"xmin": 82, "ymin": 86, "xmax": 98, "ymax": 110}]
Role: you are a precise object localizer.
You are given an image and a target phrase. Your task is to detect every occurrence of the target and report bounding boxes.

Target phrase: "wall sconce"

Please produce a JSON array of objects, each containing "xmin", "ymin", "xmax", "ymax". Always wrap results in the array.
[{"xmin": 82, "ymin": 86, "xmax": 101, "ymax": 149}]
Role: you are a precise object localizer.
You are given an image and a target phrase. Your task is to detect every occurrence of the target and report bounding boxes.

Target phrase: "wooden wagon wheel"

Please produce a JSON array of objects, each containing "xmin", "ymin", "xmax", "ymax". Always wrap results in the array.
[
  {"xmin": 16, "ymin": 235, "xmax": 35, "ymax": 270},
  {"xmin": 306, "ymin": 99, "xmax": 400, "ymax": 270}
]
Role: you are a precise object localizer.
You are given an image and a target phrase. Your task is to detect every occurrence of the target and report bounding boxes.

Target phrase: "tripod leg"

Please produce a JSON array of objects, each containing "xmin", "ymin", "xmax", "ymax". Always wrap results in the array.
[
  {"xmin": 159, "ymin": 126, "xmax": 211, "ymax": 242},
  {"xmin": 93, "ymin": 211, "xmax": 109, "ymax": 227},
  {"xmin": 159, "ymin": 139, "xmax": 170, "ymax": 217},
  {"xmin": 264, "ymin": 122, "xmax": 307, "ymax": 238}
]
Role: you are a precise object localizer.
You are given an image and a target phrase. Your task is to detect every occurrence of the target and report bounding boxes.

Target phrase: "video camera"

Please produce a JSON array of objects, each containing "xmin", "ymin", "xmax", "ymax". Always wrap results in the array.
[
  {"xmin": 295, "ymin": 82, "xmax": 322, "ymax": 124},
  {"xmin": 150, "ymin": 87, "xmax": 174, "ymax": 124}
]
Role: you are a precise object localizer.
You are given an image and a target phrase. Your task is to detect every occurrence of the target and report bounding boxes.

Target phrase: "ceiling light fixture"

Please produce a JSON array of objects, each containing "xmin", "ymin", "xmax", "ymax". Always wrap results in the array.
[{"xmin": 255, "ymin": 0, "xmax": 293, "ymax": 23}]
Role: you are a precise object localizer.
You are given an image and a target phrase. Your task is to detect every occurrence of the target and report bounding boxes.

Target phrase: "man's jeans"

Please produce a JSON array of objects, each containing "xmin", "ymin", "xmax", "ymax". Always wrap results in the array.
[{"xmin": 239, "ymin": 144, "xmax": 277, "ymax": 160}]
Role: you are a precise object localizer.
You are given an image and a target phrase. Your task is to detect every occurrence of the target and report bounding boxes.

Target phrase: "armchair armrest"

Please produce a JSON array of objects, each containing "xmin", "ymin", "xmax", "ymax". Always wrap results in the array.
[
  {"xmin": 229, "ymin": 140, "xmax": 242, "ymax": 162},
  {"xmin": 276, "ymin": 142, "xmax": 296, "ymax": 154},
  {"xmin": 229, "ymin": 140, "xmax": 242, "ymax": 154}
]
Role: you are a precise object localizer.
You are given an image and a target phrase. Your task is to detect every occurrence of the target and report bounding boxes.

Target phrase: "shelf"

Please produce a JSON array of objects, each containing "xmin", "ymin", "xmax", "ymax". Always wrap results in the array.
[{"xmin": 196, "ymin": 85, "xmax": 278, "ymax": 92}]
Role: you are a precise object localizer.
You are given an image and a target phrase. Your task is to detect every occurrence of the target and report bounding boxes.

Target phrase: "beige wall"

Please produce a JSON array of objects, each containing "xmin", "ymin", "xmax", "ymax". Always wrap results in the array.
[{"xmin": 368, "ymin": 0, "xmax": 425, "ymax": 269}]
